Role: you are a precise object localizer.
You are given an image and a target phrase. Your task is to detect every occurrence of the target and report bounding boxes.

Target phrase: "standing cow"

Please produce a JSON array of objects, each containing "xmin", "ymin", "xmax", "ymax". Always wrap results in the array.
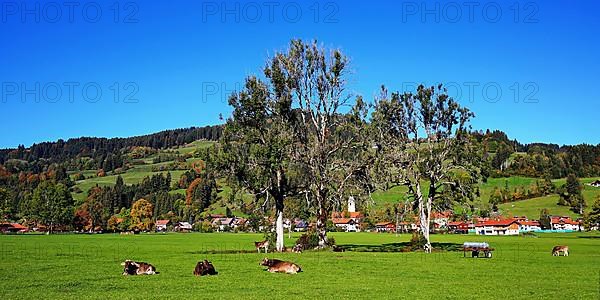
[{"xmin": 255, "ymin": 240, "xmax": 269, "ymax": 253}]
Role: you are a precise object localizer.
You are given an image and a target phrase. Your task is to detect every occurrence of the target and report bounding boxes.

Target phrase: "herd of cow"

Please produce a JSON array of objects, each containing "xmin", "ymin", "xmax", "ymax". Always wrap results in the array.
[
  {"xmin": 121, "ymin": 258, "xmax": 302, "ymax": 276},
  {"xmin": 121, "ymin": 239, "xmax": 302, "ymax": 277},
  {"xmin": 120, "ymin": 241, "xmax": 571, "ymax": 277}
]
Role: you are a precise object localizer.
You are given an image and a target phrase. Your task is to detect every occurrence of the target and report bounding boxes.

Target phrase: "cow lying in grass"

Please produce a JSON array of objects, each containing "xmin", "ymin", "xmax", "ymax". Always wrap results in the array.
[
  {"xmin": 255, "ymin": 240, "xmax": 269, "ymax": 253},
  {"xmin": 260, "ymin": 258, "xmax": 302, "ymax": 274},
  {"xmin": 193, "ymin": 260, "xmax": 218, "ymax": 276},
  {"xmin": 552, "ymin": 245, "xmax": 569, "ymax": 256},
  {"xmin": 121, "ymin": 260, "xmax": 157, "ymax": 275}
]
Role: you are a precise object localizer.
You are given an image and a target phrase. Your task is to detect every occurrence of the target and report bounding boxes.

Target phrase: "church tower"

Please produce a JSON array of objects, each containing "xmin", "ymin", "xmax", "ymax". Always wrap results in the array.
[{"xmin": 348, "ymin": 196, "xmax": 356, "ymax": 213}]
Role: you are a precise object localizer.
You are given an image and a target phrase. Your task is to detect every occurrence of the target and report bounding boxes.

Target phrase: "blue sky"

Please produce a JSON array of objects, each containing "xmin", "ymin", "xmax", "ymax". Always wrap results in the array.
[{"xmin": 1, "ymin": 0, "xmax": 599, "ymax": 148}]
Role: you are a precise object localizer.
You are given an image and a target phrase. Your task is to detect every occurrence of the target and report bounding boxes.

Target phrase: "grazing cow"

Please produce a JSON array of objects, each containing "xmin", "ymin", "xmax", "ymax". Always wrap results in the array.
[
  {"xmin": 552, "ymin": 245, "xmax": 569, "ymax": 256},
  {"xmin": 121, "ymin": 260, "xmax": 157, "ymax": 275},
  {"xmin": 255, "ymin": 240, "xmax": 269, "ymax": 253},
  {"xmin": 260, "ymin": 258, "xmax": 302, "ymax": 274},
  {"xmin": 193, "ymin": 260, "xmax": 218, "ymax": 276}
]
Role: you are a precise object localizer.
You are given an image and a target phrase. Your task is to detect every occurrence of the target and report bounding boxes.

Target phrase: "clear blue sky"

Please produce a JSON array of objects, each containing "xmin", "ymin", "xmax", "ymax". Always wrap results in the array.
[{"xmin": 1, "ymin": 0, "xmax": 599, "ymax": 148}]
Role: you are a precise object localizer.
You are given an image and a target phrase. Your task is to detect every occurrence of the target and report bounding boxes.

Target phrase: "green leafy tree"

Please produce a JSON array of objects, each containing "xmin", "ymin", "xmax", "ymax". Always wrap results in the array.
[
  {"xmin": 371, "ymin": 84, "xmax": 485, "ymax": 253},
  {"xmin": 27, "ymin": 182, "xmax": 74, "ymax": 233},
  {"xmin": 583, "ymin": 195, "xmax": 600, "ymax": 230},
  {"xmin": 558, "ymin": 174, "xmax": 586, "ymax": 214},
  {"xmin": 0, "ymin": 188, "xmax": 14, "ymax": 220},
  {"xmin": 263, "ymin": 40, "xmax": 372, "ymax": 247}
]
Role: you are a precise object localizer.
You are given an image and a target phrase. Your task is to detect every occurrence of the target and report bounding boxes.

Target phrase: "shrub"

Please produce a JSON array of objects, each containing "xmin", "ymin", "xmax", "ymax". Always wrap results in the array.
[
  {"xmin": 295, "ymin": 231, "xmax": 336, "ymax": 250},
  {"xmin": 409, "ymin": 232, "xmax": 427, "ymax": 251}
]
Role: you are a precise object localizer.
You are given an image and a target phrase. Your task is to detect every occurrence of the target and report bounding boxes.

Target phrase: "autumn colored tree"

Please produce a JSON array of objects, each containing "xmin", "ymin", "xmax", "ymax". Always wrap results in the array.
[{"xmin": 130, "ymin": 198, "xmax": 154, "ymax": 231}]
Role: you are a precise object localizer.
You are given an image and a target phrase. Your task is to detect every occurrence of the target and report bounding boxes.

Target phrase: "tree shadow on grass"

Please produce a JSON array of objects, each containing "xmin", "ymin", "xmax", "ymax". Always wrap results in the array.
[
  {"xmin": 186, "ymin": 249, "xmax": 258, "ymax": 255},
  {"xmin": 337, "ymin": 242, "xmax": 463, "ymax": 253}
]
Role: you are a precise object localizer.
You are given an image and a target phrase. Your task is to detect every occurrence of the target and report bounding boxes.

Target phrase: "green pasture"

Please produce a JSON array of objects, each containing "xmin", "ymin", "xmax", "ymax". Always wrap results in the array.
[{"xmin": 0, "ymin": 232, "xmax": 598, "ymax": 299}]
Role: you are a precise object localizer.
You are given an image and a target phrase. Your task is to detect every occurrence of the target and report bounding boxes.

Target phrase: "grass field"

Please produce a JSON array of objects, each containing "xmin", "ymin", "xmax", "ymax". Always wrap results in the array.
[{"xmin": 1, "ymin": 232, "xmax": 599, "ymax": 299}]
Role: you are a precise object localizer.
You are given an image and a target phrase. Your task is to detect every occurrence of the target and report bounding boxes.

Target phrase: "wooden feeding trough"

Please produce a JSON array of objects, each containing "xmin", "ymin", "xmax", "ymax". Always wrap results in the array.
[{"xmin": 463, "ymin": 242, "xmax": 494, "ymax": 258}]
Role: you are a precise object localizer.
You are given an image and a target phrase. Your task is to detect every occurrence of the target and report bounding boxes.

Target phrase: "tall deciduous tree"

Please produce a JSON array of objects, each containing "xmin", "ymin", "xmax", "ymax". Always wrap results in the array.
[
  {"xmin": 371, "ymin": 85, "xmax": 484, "ymax": 253},
  {"xmin": 27, "ymin": 181, "xmax": 74, "ymax": 233},
  {"xmin": 220, "ymin": 74, "xmax": 300, "ymax": 252},
  {"xmin": 265, "ymin": 40, "xmax": 372, "ymax": 247},
  {"xmin": 130, "ymin": 198, "xmax": 154, "ymax": 231}
]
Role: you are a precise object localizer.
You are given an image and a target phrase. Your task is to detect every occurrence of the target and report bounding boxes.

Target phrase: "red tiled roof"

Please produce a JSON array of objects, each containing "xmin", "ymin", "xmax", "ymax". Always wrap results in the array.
[
  {"xmin": 11, "ymin": 223, "xmax": 27, "ymax": 229},
  {"xmin": 156, "ymin": 220, "xmax": 170, "ymax": 226},
  {"xmin": 375, "ymin": 222, "xmax": 394, "ymax": 226},
  {"xmin": 448, "ymin": 221, "xmax": 468, "ymax": 226},
  {"xmin": 519, "ymin": 221, "xmax": 540, "ymax": 226},
  {"xmin": 332, "ymin": 218, "xmax": 354, "ymax": 224},
  {"xmin": 475, "ymin": 219, "xmax": 519, "ymax": 227},
  {"xmin": 550, "ymin": 216, "xmax": 579, "ymax": 225},
  {"xmin": 331, "ymin": 212, "xmax": 363, "ymax": 219}
]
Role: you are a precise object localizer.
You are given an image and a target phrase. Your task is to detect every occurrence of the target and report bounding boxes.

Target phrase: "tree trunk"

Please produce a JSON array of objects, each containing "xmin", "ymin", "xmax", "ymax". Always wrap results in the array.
[
  {"xmin": 275, "ymin": 204, "xmax": 285, "ymax": 252},
  {"xmin": 316, "ymin": 207, "xmax": 328, "ymax": 248},
  {"xmin": 416, "ymin": 181, "xmax": 432, "ymax": 253},
  {"xmin": 274, "ymin": 170, "xmax": 285, "ymax": 252}
]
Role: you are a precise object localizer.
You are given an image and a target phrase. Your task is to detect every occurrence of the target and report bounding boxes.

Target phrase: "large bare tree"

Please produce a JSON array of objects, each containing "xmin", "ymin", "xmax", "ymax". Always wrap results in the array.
[{"xmin": 371, "ymin": 84, "xmax": 484, "ymax": 252}]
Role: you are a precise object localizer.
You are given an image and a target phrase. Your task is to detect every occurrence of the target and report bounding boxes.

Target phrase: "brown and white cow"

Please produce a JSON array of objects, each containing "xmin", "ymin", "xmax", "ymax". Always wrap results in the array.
[
  {"xmin": 193, "ymin": 260, "xmax": 218, "ymax": 276},
  {"xmin": 255, "ymin": 240, "xmax": 269, "ymax": 253},
  {"xmin": 552, "ymin": 245, "xmax": 569, "ymax": 256},
  {"xmin": 121, "ymin": 260, "xmax": 157, "ymax": 275},
  {"xmin": 260, "ymin": 258, "xmax": 302, "ymax": 274}
]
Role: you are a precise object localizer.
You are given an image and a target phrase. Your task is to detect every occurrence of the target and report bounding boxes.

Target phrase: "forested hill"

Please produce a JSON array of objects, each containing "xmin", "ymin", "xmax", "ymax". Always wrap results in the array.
[{"xmin": 0, "ymin": 125, "xmax": 222, "ymax": 171}]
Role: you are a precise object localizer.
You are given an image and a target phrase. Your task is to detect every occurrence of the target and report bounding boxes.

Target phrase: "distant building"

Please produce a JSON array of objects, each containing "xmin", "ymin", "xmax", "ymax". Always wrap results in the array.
[
  {"xmin": 518, "ymin": 220, "xmax": 541, "ymax": 232},
  {"xmin": 175, "ymin": 221, "xmax": 193, "ymax": 232},
  {"xmin": 432, "ymin": 211, "xmax": 453, "ymax": 229},
  {"xmin": 475, "ymin": 219, "xmax": 520, "ymax": 235},
  {"xmin": 331, "ymin": 197, "xmax": 363, "ymax": 232},
  {"xmin": 332, "ymin": 218, "xmax": 360, "ymax": 232},
  {"xmin": 375, "ymin": 221, "xmax": 396, "ymax": 233},
  {"xmin": 549, "ymin": 216, "xmax": 581, "ymax": 231},
  {"xmin": 155, "ymin": 220, "xmax": 171, "ymax": 232},
  {"xmin": 211, "ymin": 218, "xmax": 235, "ymax": 232},
  {"xmin": 448, "ymin": 221, "xmax": 469, "ymax": 234},
  {"xmin": 0, "ymin": 223, "xmax": 28, "ymax": 233}
]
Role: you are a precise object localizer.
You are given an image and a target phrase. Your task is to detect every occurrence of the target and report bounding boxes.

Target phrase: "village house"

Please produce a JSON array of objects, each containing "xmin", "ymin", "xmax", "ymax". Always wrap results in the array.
[
  {"xmin": 0, "ymin": 223, "xmax": 28, "ymax": 233},
  {"xmin": 447, "ymin": 221, "xmax": 469, "ymax": 234},
  {"xmin": 375, "ymin": 221, "xmax": 396, "ymax": 233},
  {"xmin": 174, "ymin": 221, "xmax": 193, "ymax": 232},
  {"xmin": 331, "ymin": 197, "xmax": 363, "ymax": 232},
  {"xmin": 397, "ymin": 221, "xmax": 419, "ymax": 233},
  {"xmin": 475, "ymin": 219, "xmax": 520, "ymax": 235},
  {"xmin": 155, "ymin": 220, "xmax": 171, "ymax": 232},
  {"xmin": 211, "ymin": 217, "xmax": 236, "ymax": 232},
  {"xmin": 549, "ymin": 216, "xmax": 581, "ymax": 231},
  {"xmin": 518, "ymin": 220, "xmax": 542, "ymax": 232},
  {"xmin": 332, "ymin": 218, "xmax": 360, "ymax": 232},
  {"xmin": 233, "ymin": 218, "xmax": 247, "ymax": 229},
  {"xmin": 292, "ymin": 219, "xmax": 308, "ymax": 232},
  {"xmin": 432, "ymin": 211, "xmax": 453, "ymax": 229}
]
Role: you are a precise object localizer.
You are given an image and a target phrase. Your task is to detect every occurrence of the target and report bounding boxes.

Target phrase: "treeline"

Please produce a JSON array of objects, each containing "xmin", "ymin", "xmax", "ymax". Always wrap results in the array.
[
  {"xmin": 0, "ymin": 125, "xmax": 223, "ymax": 173},
  {"xmin": 0, "ymin": 165, "xmax": 221, "ymax": 232},
  {"xmin": 473, "ymin": 129, "xmax": 600, "ymax": 178}
]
